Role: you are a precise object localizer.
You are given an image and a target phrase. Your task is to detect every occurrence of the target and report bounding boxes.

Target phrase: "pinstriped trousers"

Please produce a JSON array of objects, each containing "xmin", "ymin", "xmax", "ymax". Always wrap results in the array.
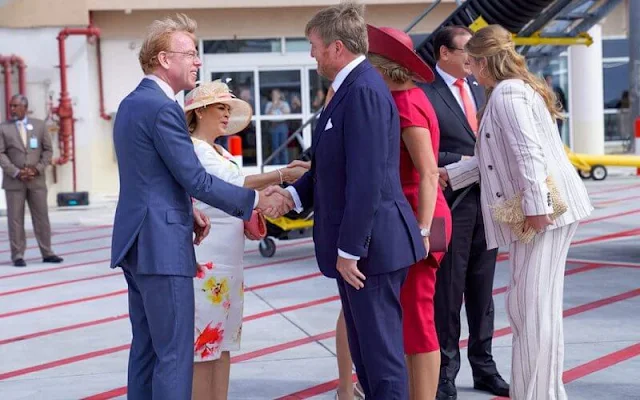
[{"xmin": 506, "ymin": 222, "xmax": 579, "ymax": 400}]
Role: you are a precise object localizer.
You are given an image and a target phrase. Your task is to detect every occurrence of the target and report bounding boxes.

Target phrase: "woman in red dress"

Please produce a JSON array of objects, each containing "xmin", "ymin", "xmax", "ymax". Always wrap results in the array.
[{"xmin": 368, "ymin": 25, "xmax": 452, "ymax": 399}]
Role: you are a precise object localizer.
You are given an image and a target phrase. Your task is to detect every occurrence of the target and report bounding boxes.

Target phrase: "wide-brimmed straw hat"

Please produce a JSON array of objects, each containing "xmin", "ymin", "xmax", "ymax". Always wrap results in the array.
[
  {"xmin": 367, "ymin": 24, "xmax": 435, "ymax": 83},
  {"xmin": 184, "ymin": 80, "xmax": 253, "ymax": 135}
]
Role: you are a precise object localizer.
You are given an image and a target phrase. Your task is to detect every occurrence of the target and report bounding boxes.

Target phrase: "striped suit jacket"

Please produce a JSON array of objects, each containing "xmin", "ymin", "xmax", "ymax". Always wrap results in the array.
[{"xmin": 445, "ymin": 79, "xmax": 593, "ymax": 249}]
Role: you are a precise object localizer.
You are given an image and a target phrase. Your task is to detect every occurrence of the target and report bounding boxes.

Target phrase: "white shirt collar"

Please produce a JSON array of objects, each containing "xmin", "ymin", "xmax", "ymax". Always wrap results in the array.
[
  {"xmin": 331, "ymin": 55, "xmax": 366, "ymax": 93},
  {"xmin": 435, "ymin": 64, "xmax": 464, "ymax": 88},
  {"xmin": 145, "ymin": 74, "xmax": 176, "ymax": 99}
]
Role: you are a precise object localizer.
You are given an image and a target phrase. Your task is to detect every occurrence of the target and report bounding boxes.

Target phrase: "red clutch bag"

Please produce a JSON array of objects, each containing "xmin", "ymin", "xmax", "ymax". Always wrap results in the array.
[
  {"xmin": 429, "ymin": 217, "xmax": 449, "ymax": 253},
  {"xmin": 244, "ymin": 211, "xmax": 267, "ymax": 240}
]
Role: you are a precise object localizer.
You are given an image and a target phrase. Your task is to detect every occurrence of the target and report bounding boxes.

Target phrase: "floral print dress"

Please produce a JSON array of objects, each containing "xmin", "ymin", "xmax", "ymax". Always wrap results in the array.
[{"xmin": 191, "ymin": 138, "xmax": 246, "ymax": 362}]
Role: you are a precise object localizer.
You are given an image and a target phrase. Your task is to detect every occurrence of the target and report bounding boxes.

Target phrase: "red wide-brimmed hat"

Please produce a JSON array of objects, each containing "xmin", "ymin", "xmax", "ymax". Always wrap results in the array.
[{"xmin": 367, "ymin": 24, "xmax": 434, "ymax": 83}]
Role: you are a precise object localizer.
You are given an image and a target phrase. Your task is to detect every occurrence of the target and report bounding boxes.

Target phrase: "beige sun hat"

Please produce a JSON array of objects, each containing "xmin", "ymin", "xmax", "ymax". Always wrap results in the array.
[{"xmin": 184, "ymin": 80, "xmax": 253, "ymax": 135}]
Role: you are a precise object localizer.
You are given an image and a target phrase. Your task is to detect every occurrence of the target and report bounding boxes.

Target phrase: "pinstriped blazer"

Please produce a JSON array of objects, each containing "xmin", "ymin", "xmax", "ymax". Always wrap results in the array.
[{"xmin": 445, "ymin": 79, "xmax": 593, "ymax": 249}]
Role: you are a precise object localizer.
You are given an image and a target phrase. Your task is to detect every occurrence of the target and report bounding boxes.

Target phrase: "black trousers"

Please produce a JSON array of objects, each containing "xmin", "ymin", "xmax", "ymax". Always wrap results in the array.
[{"xmin": 435, "ymin": 187, "xmax": 499, "ymax": 380}]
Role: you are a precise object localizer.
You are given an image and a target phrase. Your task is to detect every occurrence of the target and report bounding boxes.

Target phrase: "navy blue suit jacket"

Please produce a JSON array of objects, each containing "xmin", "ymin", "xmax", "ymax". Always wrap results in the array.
[
  {"xmin": 293, "ymin": 60, "xmax": 425, "ymax": 278},
  {"xmin": 110, "ymin": 78, "xmax": 255, "ymax": 277}
]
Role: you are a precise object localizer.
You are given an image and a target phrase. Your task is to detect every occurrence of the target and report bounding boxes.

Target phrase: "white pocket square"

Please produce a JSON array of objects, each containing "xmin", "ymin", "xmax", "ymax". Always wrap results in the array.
[{"xmin": 324, "ymin": 119, "xmax": 333, "ymax": 131}]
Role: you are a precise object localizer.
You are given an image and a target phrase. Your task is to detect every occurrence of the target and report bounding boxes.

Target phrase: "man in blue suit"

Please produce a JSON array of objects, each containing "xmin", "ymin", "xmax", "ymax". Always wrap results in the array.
[
  {"xmin": 268, "ymin": 3, "xmax": 425, "ymax": 399},
  {"xmin": 111, "ymin": 14, "xmax": 290, "ymax": 400}
]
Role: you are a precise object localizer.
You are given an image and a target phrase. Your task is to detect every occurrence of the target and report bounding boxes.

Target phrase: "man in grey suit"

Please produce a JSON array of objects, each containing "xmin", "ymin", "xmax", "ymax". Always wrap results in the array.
[
  {"xmin": 111, "ymin": 13, "xmax": 290, "ymax": 400},
  {"xmin": 0, "ymin": 94, "xmax": 63, "ymax": 267}
]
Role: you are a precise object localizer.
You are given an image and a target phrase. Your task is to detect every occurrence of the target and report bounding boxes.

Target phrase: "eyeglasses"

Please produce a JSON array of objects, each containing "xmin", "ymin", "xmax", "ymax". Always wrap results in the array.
[
  {"xmin": 164, "ymin": 50, "xmax": 200, "ymax": 60},
  {"xmin": 448, "ymin": 47, "xmax": 467, "ymax": 53}
]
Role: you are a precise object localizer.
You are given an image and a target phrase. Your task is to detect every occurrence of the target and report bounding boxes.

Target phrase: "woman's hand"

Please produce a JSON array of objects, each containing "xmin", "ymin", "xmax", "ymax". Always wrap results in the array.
[
  {"xmin": 280, "ymin": 160, "xmax": 311, "ymax": 184},
  {"xmin": 523, "ymin": 214, "xmax": 553, "ymax": 233},
  {"xmin": 438, "ymin": 168, "xmax": 449, "ymax": 190}
]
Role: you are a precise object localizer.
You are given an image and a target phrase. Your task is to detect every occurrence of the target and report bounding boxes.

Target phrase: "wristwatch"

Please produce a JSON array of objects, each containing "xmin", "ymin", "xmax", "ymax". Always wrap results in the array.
[{"xmin": 420, "ymin": 227, "xmax": 431, "ymax": 237}]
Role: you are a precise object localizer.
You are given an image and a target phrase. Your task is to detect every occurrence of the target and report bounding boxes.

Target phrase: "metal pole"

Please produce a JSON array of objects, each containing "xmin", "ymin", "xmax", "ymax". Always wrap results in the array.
[
  {"xmin": 629, "ymin": 0, "xmax": 640, "ymax": 154},
  {"xmin": 404, "ymin": 0, "xmax": 442, "ymax": 34}
]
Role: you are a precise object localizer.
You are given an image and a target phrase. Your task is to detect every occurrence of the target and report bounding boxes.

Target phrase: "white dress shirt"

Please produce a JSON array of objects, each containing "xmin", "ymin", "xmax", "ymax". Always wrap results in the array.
[
  {"xmin": 144, "ymin": 74, "xmax": 259, "ymax": 208},
  {"xmin": 285, "ymin": 55, "xmax": 366, "ymax": 261},
  {"xmin": 435, "ymin": 64, "xmax": 477, "ymax": 116}
]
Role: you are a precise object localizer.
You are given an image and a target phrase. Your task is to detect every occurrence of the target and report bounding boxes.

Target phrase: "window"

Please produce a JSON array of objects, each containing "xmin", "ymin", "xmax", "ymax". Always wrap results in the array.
[{"xmin": 203, "ymin": 39, "xmax": 281, "ymax": 54}]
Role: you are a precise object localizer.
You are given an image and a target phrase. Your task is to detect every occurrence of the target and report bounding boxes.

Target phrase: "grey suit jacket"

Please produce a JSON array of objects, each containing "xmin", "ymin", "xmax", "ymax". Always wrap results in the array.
[
  {"xmin": 445, "ymin": 79, "xmax": 593, "ymax": 249},
  {"xmin": 0, "ymin": 118, "xmax": 53, "ymax": 190}
]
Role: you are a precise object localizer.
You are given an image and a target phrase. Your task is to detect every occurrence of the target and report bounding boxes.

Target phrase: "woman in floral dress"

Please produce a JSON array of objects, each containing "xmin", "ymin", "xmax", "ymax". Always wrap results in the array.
[{"xmin": 184, "ymin": 80, "xmax": 307, "ymax": 400}]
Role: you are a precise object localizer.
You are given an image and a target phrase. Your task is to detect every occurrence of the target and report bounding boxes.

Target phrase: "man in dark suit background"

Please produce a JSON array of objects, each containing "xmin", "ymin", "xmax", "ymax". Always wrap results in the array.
[
  {"xmin": 270, "ymin": 2, "xmax": 425, "ymax": 398},
  {"xmin": 0, "ymin": 94, "xmax": 63, "ymax": 267},
  {"xmin": 421, "ymin": 26, "xmax": 509, "ymax": 399}
]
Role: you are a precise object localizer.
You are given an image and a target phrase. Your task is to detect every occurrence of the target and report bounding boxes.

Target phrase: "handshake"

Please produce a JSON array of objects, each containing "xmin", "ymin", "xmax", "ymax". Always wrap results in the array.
[
  {"xmin": 255, "ymin": 160, "xmax": 310, "ymax": 219},
  {"xmin": 256, "ymin": 185, "xmax": 296, "ymax": 219}
]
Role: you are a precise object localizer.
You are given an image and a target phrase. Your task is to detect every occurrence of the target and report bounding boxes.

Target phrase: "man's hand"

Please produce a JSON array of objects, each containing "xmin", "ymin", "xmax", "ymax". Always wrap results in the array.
[
  {"xmin": 438, "ymin": 167, "xmax": 449, "ymax": 190},
  {"xmin": 18, "ymin": 167, "xmax": 36, "ymax": 181},
  {"xmin": 337, "ymin": 256, "xmax": 366, "ymax": 290},
  {"xmin": 193, "ymin": 207, "xmax": 211, "ymax": 245},
  {"xmin": 423, "ymin": 237, "xmax": 430, "ymax": 258},
  {"xmin": 257, "ymin": 186, "xmax": 294, "ymax": 218},
  {"xmin": 523, "ymin": 214, "xmax": 553, "ymax": 233}
]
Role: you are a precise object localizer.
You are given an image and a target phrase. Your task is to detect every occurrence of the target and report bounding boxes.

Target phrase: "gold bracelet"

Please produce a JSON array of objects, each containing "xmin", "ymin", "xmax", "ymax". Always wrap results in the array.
[{"xmin": 277, "ymin": 169, "xmax": 284, "ymax": 185}]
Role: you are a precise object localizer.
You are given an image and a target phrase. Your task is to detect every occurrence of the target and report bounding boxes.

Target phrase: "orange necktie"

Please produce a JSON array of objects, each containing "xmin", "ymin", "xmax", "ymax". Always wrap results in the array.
[
  {"xmin": 324, "ymin": 86, "xmax": 335, "ymax": 108},
  {"xmin": 454, "ymin": 79, "xmax": 478, "ymax": 134}
]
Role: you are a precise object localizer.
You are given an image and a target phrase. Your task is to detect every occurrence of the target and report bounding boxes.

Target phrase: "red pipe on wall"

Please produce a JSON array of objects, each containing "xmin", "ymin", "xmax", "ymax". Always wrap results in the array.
[
  {"xmin": 0, "ymin": 56, "xmax": 11, "ymax": 120},
  {"xmin": 10, "ymin": 55, "xmax": 26, "ymax": 96},
  {"xmin": 53, "ymin": 26, "xmax": 100, "ymax": 192}
]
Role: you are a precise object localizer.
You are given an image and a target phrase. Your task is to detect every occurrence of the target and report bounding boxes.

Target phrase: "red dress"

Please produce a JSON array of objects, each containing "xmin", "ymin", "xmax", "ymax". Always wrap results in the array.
[{"xmin": 393, "ymin": 87, "xmax": 452, "ymax": 355}]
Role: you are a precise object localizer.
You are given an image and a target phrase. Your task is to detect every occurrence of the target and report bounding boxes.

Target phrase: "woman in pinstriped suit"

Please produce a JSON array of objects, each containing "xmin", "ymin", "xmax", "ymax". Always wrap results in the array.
[{"xmin": 439, "ymin": 25, "xmax": 593, "ymax": 400}]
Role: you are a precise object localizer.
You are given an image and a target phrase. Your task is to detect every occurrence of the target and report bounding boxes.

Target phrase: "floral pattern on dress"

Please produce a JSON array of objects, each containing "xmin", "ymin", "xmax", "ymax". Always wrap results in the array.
[
  {"xmin": 194, "ymin": 322, "xmax": 225, "ymax": 359},
  {"xmin": 202, "ymin": 276, "xmax": 230, "ymax": 305}
]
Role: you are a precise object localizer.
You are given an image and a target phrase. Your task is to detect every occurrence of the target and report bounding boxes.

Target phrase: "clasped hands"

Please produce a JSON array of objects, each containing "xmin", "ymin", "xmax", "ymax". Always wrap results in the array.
[{"xmin": 18, "ymin": 166, "xmax": 38, "ymax": 182}]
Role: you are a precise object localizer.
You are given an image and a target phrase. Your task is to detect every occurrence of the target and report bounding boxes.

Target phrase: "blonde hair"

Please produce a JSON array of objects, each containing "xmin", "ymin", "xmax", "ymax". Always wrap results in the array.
[
  {"xmin": 367, "ymin": 53, "xmax": 411, "ymax": 84},
  {"xmin": 465, "ymin": 25, "xmax": 563, "ymax": 121},
  {"xmin": 139, "ymin": 13, "xmax": 197, "ymax": 75},
  {"xmin": 305, "ymin": 1, "xmax": 368, "ymax": 55}
]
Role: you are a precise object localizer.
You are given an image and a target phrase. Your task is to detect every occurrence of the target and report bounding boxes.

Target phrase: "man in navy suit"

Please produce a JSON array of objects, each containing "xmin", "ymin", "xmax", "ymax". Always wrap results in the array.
[
  {"xmin": 268, "ymin": 3, "xmax": 425, "ymax": 399},
  {"xmin": 421, "ymin": 26, "xmax": 509, "ymax": 399},
  {"xmin": 111, "ymin": 14, "xmax": 290, "ymax": 400}
]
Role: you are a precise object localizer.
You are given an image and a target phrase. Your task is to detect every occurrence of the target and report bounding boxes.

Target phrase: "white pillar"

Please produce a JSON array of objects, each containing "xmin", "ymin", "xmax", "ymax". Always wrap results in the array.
[{"xmin": 569, "ymin": 24, "xmax": 605, "ymax": 154}]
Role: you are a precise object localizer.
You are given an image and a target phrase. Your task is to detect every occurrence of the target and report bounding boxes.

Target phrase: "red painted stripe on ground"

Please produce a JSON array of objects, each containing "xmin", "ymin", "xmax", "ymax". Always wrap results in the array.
[
  {"xmin": 589, "ymin": 182, "xmax": 640, "ymax": 196},
  {"xmin": 275, "ymin": 287, "xmax": 640, "ymax": 399},
  {"xmin": 563, "ymin": 342, "xmax": 640, "ymax": 383},
  {"xmin": 245, "ymin": 254, "xmax": 316, "ymax": 270},
  {"xmin": 15, "ymin": 245, "xmax": 111, "ymax": 264},
  {"xmin": 0, "ymin": 289, "xmax": 127, "ymax": 319},
  {"xmin": 82, "ymin": 330, "xmax": 337, "ymax": 400},
  {"xmin": 0, "ymin": 344, "xmax": 131, "ymax": 380},
  {"xmin": 580, "ymin": 207, "xmax": 640, "ymax": 224},
  {"xmin": 0, "ymin": 233, "xmax": 112, "ymax": 255},
  {"xmin": 0, "ymin": 271, "xmax": 122, "ymax": 297},
  {"xmin": 0, "ymin": 314, "xmax": 129, "ymax": 346},
  {"xmin": 245, "ymin": 271, "xmax": 322, "ymax": 292},
  {"xmin": 593, "ymin": 195, "xmax": 640, "ymax": 208},
  {"xmin": 496, "ymin": 227, "xmax": 640, "ymax": 262},
  {"xmin": 0, "ymin": 224, "xmax": 112, "ymax": 245},
  {"xmin": 0, "ymin": 258, "xmax": 110, "ymax": 280},
  {"xmin": 0, "ymin": 264, "xmax": 326, "ymax": 319},
  {"xmin": 491, "ymin": 342, "xmax": 640, "ymax": 399},
  {"xmin": 244, "ymin": 295, "xmax": 339, "ymax": 322}
]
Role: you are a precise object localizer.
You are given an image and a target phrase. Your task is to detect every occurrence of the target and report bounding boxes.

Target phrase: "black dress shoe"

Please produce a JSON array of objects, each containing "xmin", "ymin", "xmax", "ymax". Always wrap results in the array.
[
  {"xmin": 436, "ymin": 378, "xmax": 457, "ymax": 400},
  {"xmin": 473, "ymin": 374, "xmax": 510, "ymax": 397},
  {"xmin": 43, "ymin": 255, "xmax": 63, "ymax": 263},
  {"xmin": 13, "ymin": 258, "xmax": 26, "ymax": 267}
]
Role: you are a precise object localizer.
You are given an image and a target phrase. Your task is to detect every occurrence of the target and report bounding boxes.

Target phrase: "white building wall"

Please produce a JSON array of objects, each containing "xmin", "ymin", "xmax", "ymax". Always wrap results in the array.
[{"xmin": 0, "ymin": 28, "xmax": 132, "ymax": 211}]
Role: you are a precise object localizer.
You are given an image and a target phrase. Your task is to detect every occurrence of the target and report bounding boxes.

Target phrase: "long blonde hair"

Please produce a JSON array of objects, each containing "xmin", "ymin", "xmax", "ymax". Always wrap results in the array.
[{"xmin": 465, "ymin": 25, "xmax": 563, "ymax": 121}]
